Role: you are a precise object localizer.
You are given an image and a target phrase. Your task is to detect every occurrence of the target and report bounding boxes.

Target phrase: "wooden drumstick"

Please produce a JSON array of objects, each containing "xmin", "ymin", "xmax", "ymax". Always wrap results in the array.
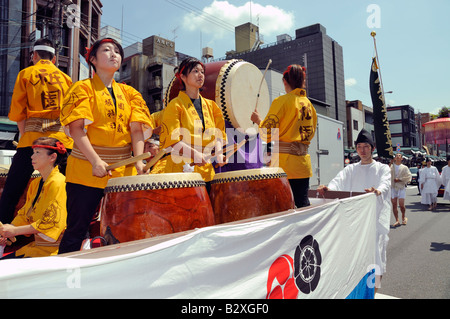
[
  {"xmin": 106, "ymin": 152, "xmax": 152, "ymax": 171},
  {"xmin": 190, "ymin": 143, "xmax": 238, "ymax": 167},
  {"xmin": 144, "ymin": 148, "xmax": 167, "ymax": 171},
  {"xmin": 215, "ymin": 139, "xmax": 247, "ymax": 168},
  {"xmin": 254, "ymin": 59, "xmax": 272, "ymax": 112}
]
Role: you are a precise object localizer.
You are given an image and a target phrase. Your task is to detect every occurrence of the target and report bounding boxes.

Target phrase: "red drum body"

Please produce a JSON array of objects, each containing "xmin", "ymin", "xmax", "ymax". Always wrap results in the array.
[
  {"xmin": 209, "ymin": 167, "xmax": 295, "ymax": 224},
  {"xmin": 100, "ymin": 173, "xmax": 215, "ymax": 244},
  {"xmin": 165, "ymin": 59, "xmax": 270, "ymax": 131}
]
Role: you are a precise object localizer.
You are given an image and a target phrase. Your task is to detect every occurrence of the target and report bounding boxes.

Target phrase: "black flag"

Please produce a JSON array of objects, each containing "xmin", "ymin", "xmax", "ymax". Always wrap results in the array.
[{"xmin": 370, "ymin": 57, "xmax": 393, "ymax": 158}]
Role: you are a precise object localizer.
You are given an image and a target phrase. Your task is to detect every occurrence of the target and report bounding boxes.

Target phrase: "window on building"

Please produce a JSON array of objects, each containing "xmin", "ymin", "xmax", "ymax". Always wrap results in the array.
[
  {"xmin": 390, "ymin": 123, "xmax": 402, "ymax": 134},
  {"xmin": 403, "ymin": 123, "xmax": 409, "ymax": 133},
  {"xmin": 353, "ymin": 120, "xmax": 358, "ymax": 131}
]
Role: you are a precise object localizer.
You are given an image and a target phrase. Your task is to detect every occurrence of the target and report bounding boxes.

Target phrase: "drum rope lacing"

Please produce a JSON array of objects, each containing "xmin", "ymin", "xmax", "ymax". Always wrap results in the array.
[
  {"xmin": 217, "ymin": 59, "xmax": 240, "ymax": 123},
  {"xmin": 210, "ymin": 172, "xmax": 287, "ymax": 185},
  {"xmin": 104, "ymin": 179, "xmax": 206, "ymax": 193}
]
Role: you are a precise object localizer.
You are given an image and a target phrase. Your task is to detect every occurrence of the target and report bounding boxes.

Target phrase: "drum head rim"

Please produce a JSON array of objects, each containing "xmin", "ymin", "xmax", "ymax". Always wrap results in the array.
[
  {"xmin": 105, "ymin": 172, "xmax": 205, "ymax": 189},
  {"xmin": 211, "ymin": 167, "xmax": 287, "ymax": 184}
]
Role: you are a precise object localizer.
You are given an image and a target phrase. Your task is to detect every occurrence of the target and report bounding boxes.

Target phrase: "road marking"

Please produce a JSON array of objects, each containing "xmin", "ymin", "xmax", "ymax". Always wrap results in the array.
[{"xmin": 375, "ymin": 293, "xmax": 399, "ymax": 299}]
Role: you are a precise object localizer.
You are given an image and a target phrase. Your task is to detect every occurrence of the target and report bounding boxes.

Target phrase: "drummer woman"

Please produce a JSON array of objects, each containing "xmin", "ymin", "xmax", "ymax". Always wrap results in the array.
[
  {"xmin": 251, "ymin": 64, "xmax": 317, "ymax": 208},
  {"xmin": 0, "ymin": 137, "xmax": 68, "ymax": 258},
  {"xmin": 159, "ymin": 57, "xmax": 227, "ymax": 185},
  {"xmin": 58, "ymin": 38, "xmax": 154, "ymax": 253}
]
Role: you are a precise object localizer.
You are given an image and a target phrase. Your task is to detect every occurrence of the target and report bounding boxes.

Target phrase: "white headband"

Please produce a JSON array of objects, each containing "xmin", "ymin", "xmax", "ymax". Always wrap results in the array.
[{"xmin": 33, "ymin": 45, "xmax": 55, "ymax": 54}]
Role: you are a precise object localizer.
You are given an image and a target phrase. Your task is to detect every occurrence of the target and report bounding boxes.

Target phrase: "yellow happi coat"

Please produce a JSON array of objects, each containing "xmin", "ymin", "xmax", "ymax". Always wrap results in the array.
[
  {"xmin": 8, "ymin": 59, "xmax": 73, "ymax": 149},
  {"xmin": 160, "ymin": 91, "xmax": 226, "ymax": 182},
  {"xmin": 12, "ymin": 167, "xmax": 67, "ymax": 257},
  {"xmin": 259, "ymin": 88, "xmax": 317, "ymax": 179},
  {"xmin": 60, "ymin": 74, "xmax": 154, "ymax": 188}
]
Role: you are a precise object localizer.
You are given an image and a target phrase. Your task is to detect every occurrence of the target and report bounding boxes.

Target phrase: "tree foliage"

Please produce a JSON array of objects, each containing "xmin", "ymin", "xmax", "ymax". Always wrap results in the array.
[{"xmin": 437, "ymin": 106, "xmax": 449, "ymax": 118}]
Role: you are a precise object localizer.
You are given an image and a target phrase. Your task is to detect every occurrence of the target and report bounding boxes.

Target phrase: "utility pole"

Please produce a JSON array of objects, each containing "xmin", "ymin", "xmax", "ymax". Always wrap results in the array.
[{"xmin": 51, "ymin": 0, "xmax": 62, "ymax": 65}]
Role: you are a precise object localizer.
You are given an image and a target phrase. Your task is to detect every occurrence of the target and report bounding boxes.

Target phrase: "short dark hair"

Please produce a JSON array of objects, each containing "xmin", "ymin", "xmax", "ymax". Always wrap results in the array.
[
  {"xmin": 33, "ymin": 38, "xmax": 55, "ymax": 60},
  {"xmin": 175, "ymin": 57, "xmax": 205, "ymax": 90}
]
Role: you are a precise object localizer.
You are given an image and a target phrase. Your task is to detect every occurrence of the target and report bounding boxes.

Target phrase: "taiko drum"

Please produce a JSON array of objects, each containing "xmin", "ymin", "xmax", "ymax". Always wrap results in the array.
[
  {"xmin": 209, "ymin": 167, "xmax": 295, "ymax": 224},
  {"xmin": 164, "ymin": 59, "xmax": 270, "ymax": 131},
  {"xmin": 100, "ymin": 173, "xmax": 215, "ymax": 244}
]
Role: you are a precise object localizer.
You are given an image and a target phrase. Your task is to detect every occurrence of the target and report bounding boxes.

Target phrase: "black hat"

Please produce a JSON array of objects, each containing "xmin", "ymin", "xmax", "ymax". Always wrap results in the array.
[{"xmin": 355, "ymin": 129, "xmax": 374, "ymax": 148}]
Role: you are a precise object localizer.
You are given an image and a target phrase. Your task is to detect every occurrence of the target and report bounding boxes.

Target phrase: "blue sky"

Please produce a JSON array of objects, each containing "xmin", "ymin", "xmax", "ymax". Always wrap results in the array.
[{"xmin": 101, "ymin": 0, "xmax": 450, "ymax": 115}]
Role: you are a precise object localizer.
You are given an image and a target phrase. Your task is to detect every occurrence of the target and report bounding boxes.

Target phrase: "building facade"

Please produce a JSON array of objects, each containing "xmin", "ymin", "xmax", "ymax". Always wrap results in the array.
[
  {"xmin": 387, "ymin": 104, "xmax": 417, "ymax": 148},
  {"xmin": 118, "ymin": 35, "xmax": 192, "ymax": 114},
  {"xmin": 346, "ymin": 100, "xmax": 374, "ymax": 149}
]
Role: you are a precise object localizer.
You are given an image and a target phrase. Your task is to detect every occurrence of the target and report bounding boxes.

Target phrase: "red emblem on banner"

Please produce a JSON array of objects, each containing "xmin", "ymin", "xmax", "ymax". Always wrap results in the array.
[
  {"xmin": 266, "ymin": 235, "xmax": 322, "ymax": 299},
  {"xmin": 266, "ymin": 255, "xmax": 299, "ymax": 299}
]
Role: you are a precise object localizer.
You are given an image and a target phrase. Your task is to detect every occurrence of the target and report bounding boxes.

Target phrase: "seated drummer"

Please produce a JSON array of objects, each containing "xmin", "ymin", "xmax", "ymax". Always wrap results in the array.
[
  {"xmin": 0, "ymin": 137, "xmax": 68, "ymax": 259},
  {"xmin": 159, "ymin": 57, "xmax": 227, "ymax": 187}
]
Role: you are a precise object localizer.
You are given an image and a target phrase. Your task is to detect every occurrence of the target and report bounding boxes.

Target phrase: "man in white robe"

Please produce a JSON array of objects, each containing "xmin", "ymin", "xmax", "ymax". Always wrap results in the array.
[
  {"xmin": 440, "ymin": 156, "xmax": 450, "ymax": 201},
  {"xmin": 419, "ymin": 158, "xmax": 441, "ymax": 210},
  {"xmin": 317, "ymin": 129, "xmax": 391, "ymax": 292}
]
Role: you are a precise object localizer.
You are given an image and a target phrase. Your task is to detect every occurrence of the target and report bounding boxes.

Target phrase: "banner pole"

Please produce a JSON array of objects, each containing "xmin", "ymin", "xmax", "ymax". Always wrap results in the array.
[{"xmin": 371, "ymin": 31, "xmax": 386, "ymax": 102}]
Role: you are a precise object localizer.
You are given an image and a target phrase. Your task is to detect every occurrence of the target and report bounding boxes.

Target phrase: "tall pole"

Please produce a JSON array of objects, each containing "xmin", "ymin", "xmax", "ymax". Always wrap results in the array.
[
  {"xmin": 51, "ymin": 0, "xmax": 62, "ymax": 65},
  {"xmin": 369, "ymin": 31, "xmax": 394, "ymax": 159},
  {"xmin": 371, "ymin": 31, "xmax": 386, "ymax": 100}
]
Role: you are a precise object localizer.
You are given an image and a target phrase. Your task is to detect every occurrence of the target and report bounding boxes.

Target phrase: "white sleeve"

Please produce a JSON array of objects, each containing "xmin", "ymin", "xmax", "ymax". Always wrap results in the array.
[{"xmin": 327, "ymin": 165, "xmax": 353, "ymax": 191}]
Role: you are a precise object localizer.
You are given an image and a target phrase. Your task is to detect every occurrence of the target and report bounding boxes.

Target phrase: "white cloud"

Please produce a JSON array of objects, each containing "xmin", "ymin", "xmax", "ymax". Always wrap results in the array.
[
  {"xmin": 345, "ymin": 78, "xmax": 357, "ymax": 87},
  {"xmin": 181, "ymin": 1, "xmax": 294, "ymax": 39}
]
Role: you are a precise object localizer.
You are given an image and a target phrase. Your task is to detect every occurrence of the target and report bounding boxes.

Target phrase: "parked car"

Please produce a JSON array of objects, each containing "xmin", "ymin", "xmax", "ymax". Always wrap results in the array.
[{"xmin": 409, "ymin": 167, "xmax": 418, "ymax": 185}]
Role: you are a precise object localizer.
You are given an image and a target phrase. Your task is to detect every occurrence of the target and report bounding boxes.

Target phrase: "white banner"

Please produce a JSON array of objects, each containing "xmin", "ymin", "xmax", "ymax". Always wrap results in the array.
[{"xmin": 0, "ymin": 193, "xmax": 376, "ymax": 299}]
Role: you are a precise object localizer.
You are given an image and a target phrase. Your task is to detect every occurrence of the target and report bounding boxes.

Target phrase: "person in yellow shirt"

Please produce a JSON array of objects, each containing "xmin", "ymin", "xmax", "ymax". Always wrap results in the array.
[
  {"xmin": 0, "ymin": 137, "xmax": 68, "ymax": 258},
  {"xmin": 0, "ymin": 38, "xmax": 73, "ymax": 225},
  {"xmin": 159, "ymin": 57, "xmax": 227, "ymax": 185},
  {"xmin": 251, "ymin": 64, "xmax": 317, "ymax": 208},
  {"xmin": 58, "ymin": 38, "xmax": 154, "ymax": 254}
]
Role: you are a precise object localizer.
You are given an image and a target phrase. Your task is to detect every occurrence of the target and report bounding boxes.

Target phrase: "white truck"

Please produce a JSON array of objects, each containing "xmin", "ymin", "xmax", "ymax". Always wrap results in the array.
[{"xmin": 309, "ymin": 114, "xmax": 344, "ymax": 188}]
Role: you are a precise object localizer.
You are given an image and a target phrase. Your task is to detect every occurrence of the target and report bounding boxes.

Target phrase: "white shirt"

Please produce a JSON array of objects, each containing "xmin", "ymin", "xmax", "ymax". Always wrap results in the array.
[
  {"xmin": 440, "ymin": 165, "xmax": 450, "ymax": 200},
  {"xmin": 419, "ymin": 166, "xmax": 440, "ymax": 195},
  {"xmin": 327, "ymin": 160, "xmax": 391, "ymax": 235}
]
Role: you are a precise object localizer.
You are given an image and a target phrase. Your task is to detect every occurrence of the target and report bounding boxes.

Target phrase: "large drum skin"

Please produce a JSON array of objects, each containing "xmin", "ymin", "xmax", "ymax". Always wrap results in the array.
[
  {"xmin": 209, "ymin": 167, "xmax": 295, "ymax": 224},
  {"xmin": 165, "ymin": 59, "xmax": 270, "ymax": 131},
  {"xmin": 100, "ymin": 173, "xmax": 214, "ymax": 244}
]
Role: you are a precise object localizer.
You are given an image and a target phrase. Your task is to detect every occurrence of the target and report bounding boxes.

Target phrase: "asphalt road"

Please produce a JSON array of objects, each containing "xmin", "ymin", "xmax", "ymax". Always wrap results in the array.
[{"xmin": 378, "ymin": 185, "xmax": 450, "ymax": 299}]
